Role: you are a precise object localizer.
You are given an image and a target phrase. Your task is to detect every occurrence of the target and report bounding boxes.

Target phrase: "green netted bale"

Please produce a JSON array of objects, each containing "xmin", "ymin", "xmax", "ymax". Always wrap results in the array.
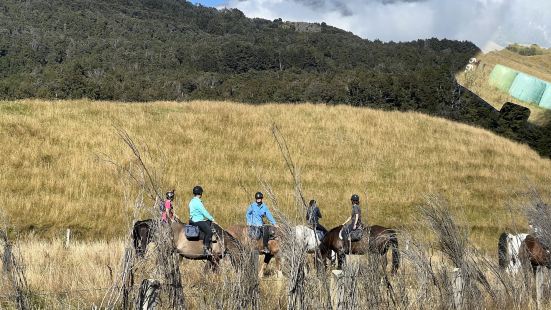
[
  {"xmin": 489, "ymin": 64, "xmax": 518, "ymax": 92},
  {"xmin": 508, "ymin": 73, "xmax": 546, "ymax": 104},
  {"xmin": 539, "ymin": 83, "xmax": 551, "ymax": 110}
]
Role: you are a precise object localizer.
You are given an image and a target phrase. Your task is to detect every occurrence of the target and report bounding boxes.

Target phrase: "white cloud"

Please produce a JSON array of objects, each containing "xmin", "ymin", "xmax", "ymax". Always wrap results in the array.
[{"xmin": 224, "ymin": 0, "xmax": 551, "ymax": 51}]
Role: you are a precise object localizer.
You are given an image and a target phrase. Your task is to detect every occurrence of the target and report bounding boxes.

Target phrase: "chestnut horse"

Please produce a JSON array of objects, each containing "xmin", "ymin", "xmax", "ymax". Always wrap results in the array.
[
  {"xmin": 519, "ymin": 234, "xmax": 551, "ymax": 274},
  {"xmin": 227, "ymin": 225, "xmax": 282, "ymax": 278},
  {"xmin": 319, "ymin": 225, "xmax": 400, "ymax": 274}
]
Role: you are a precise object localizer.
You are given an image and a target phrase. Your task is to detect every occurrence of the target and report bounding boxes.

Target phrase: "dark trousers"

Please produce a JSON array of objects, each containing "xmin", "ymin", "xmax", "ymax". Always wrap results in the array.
[
  {"xmin": 248, "ymin": 225, "xmax": 271, "ymax": 248},
  {"xmin": 341, "ymin": 223, "xmax": 354, "ymax": 240},
  {"xmin": 191, "ymin": 220, "xmax": 212, "ymax": 249},
  {"xmin": 262, "ymin": 226, "xmax": 271, "ymax": 249}
]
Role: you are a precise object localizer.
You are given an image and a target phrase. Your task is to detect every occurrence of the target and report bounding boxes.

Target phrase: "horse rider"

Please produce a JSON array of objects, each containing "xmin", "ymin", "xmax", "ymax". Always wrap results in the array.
[
  {"xmin": 188, "ymin": 185, "xmax": 217, "ymax": 256},
  {"xmin": 162, "ymin": 190, "xmax": 175, "ymax": 224},
  {"xmin": 246, "ymin": 192, "xmax": 277, "ymax": 254},
  {"xmin": 341, "ymin": 194, "xmax": 364, "ymax": 250},
  {"xmin": 306, "ymin": 199, "xmax": 327, "ymax": 234}
]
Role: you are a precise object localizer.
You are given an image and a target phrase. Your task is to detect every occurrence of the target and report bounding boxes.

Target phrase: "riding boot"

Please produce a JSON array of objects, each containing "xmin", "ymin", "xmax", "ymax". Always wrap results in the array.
[
  {"xmin": 262, "ymin": 226, "xmax": 270, "ymax": 254},
  {"xmin": 204, "ymin": 241, "xmax": 212, "ymax": 256},
  {"xmin": 343, "ymin": 238, "xmax": 352, "ymax": 254}
]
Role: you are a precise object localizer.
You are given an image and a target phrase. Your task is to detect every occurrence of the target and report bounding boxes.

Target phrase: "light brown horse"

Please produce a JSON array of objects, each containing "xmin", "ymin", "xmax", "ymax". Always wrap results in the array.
[
  {"xmin": 519, "ymin": 234, "xmax": 551, "ymax": 274},
  {"xmin": 319, "ymin": 225, "xmax": 400, "ymax": 274},
  {"xmin": 227, "ymin": 225, "xmax": 282, "ymax": 277},
  {"xmin": 132, "ymin": 218, "xmax": 242, "ymax": 270}
]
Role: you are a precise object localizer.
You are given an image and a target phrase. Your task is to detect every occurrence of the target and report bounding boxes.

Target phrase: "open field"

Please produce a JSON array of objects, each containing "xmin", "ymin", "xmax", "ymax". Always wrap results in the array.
[
  {"xmin": 1, "ymin": 100, "xmax": 551, "ymax": 250},
  {"xmin": 1, "ymin": 98, "xmax": 551, "ymax": 308},
  {"xmin": 1, "ymin": 232, "xmax": 550, "ymax": 309},
  {"xmin": 457, "ymin": 49, "xmax": 551, "ymax": 126}
]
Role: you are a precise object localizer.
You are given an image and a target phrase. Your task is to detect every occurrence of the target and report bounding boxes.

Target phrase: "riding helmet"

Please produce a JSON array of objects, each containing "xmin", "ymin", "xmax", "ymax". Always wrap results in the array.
[
  {"xmin": 351, "ymin": 194, "xmax": 360, "ymax": 202},
  {"xmin": 255, "ymin": 192, "xmax": 264, "ymax": 200},
  {"xmin": 166, "ymin": 190, "xmax": 175, "ymax": 200},
  {"xmin": 193, "ymin": 185, "xmax": 203, "ymax": 196}
]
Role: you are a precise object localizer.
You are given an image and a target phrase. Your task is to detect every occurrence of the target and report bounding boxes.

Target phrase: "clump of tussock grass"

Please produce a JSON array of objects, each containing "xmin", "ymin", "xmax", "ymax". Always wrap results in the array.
[
  {"xmin": 417, "ymin": 194, "xmax": 539, "ymax": 309},
  {"xmin": 524, "ymin": 189, "xmax": 551, "ymax": 248}
]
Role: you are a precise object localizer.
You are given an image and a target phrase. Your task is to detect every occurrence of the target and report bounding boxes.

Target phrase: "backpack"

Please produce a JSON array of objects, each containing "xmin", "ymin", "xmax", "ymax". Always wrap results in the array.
[
  {"xmin": 349, "ymin": 229, "xmax": 363, "ymax": 242},
  {"xmin": 159, "ymin": 200, "xmax": 166, "ymax": 212}
]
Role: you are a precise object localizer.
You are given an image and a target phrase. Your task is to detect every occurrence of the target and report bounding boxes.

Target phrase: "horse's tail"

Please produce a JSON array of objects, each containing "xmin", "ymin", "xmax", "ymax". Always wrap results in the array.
[
  {"xmin": 498, "ymin": 232, "xmax": 509, "ymax": 269},
  {"xmin": 389, "ymin": 230, "xmax": 400, "ymax": 275},
  {"xmin": 132, "ymin": 223, "xmax": 141, "ymax": 256}
]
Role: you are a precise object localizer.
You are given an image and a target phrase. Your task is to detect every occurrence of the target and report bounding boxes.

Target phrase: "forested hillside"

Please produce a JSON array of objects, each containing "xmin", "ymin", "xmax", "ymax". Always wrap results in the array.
[
  {"xmin": 0, "ymin": 0, "xmax": 550, "ymax": 157},
  {"xmin": 1, "ymin": 0, "xmax": 475, "ymax": 106}
]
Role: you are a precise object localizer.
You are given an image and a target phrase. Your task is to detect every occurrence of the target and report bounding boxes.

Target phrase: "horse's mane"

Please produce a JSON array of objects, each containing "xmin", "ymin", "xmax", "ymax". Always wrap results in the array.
[
  {"xmin": 132, "ymin": 219, "xmax": 155, "ymax": 235},
  {"xmin": 135, "ymin": 219, "xmax": 154, "ymax": 226},
  {"xmin": 328, "ymin": 225, "xmax": 343, "ymax": 234},
  {"xmin": 212, "ymin": 223, "xmax": 241, "ymax": 243}
]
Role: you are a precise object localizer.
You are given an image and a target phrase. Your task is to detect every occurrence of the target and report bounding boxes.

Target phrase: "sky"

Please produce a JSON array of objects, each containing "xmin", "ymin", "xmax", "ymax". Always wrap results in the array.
[{"xmin": 190, "ymin": 0, "xmax": 551, "ymax": 52}]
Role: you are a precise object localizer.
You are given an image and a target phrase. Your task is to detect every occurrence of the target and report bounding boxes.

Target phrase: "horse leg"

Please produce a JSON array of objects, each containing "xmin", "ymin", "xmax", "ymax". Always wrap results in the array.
[
  {"xmin": 211, "ymin": 257, "xmax": 220, "ymax": 272},
  {"xmin": 259, "ymin": 254, "xmax": 272, "ymax": 278},
  {"xmin": 275, "ymin": 255, "xmax": 283, "ymax": 278},
  {"xmin": 337, "ymin": 252, "xmax": 346, "ymax": 270},
  {"xmin": 381, "ymin": 251, "xmax": 388, "ymax": 273},
  {"xmin": 204, "ymin": 256, "xmax": 220, "ymax": 273}
]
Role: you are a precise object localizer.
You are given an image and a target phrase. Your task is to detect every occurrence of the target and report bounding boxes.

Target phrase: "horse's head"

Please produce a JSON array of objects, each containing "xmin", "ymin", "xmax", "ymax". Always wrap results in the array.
[
  {"xmin": 133, "ymin": 219, "xmax": 154, "ymax": 258},
  {"xmin": 212, "ymin": 224, "xmax": 246, "ymax": 268},
  {"xmin": 319, "ymin": 226, "xmax": 343, "ymax": 254}
]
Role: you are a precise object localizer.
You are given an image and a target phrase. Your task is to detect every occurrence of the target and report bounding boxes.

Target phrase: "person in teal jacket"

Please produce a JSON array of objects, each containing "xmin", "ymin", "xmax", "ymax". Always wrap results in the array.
[
  {"xmin": 188, "ymin": 185, "xmax": 216, "ymax": 255},
  {"xmin": 246, "ymin": 192, "xmax": 277, "ymax": 253}
]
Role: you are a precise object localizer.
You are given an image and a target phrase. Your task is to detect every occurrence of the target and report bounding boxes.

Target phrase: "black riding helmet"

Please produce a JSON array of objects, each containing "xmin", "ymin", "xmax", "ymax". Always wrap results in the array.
[
  {"xmin": 351, "ymin": 194, "xmax": 360, "ymax": 203},
  {"xmin": 166, "ymin": 190, "xmax": 175, "ymax": 200},
  {"xmin": 255, "ymin": 192, "xmax": 264, "ymax": 200},
  {"xmin": 193, "ymin": 185, "xmax": 203, "ymax": 196}
]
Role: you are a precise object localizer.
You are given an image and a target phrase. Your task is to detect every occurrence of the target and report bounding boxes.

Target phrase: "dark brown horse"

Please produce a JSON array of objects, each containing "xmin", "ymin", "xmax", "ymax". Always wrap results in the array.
[
  {"xmin": 227, "ymin": 225, "xmax": 282, "ymax": 278},
  {"xmin": 519, "ymin": 234, "xmax": 551, "ymax": 274},
  {"xmin": 133, "ymin": 219, "xmax": 154, "ymax": 258},
  {"xmin": 319, "ymin": 225, "xmax": 400, "ymax": 274}
]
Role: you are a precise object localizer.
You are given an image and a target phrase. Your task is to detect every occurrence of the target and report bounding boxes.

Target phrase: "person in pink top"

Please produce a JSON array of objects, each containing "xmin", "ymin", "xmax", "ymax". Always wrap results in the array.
[{"xmin": 162, "ymin": 190, "xmax": 175, "ymax": 223}]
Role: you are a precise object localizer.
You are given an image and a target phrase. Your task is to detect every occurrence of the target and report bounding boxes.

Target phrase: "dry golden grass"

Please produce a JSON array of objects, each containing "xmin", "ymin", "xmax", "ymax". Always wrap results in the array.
[
  {"xmin": 0, "ymin": 239, "xmax": 546, "ymax": 309},
  {"xmin": 456, "ymin": 50, "xmax": 551, "ymax": 126},
  {"xmin": 0, "ymin": 239, "xmax": 124, "ymax": 308},
  {"xmin": 1, "ymin": 99, "xmax": 551, "ymax": 251},
  {"xmin": 0, "ymin": 239, "xmax": 290, "ymax": 308}
]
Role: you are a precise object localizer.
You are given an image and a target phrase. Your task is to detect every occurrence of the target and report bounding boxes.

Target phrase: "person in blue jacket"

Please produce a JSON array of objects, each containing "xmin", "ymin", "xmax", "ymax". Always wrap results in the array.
[
  {"xmin": 246, "ymin": 192, "xmax": 277, "ymax": 253},
  {"xmin": 188, "ymin": 185, "xmax": 216, "ymax": 255}
]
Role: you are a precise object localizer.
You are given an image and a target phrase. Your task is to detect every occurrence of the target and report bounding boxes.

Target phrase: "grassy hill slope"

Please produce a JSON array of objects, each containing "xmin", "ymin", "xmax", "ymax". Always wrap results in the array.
[{"xmin": 1, "ymin": 100, "xmax": 550, "ymax": 249}]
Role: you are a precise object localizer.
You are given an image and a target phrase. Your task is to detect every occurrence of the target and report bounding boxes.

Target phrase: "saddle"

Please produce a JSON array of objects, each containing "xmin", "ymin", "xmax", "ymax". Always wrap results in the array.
[
  {"xmin": 248, "ymin": 225, "xmax": 276, "ymax": 240},
  {"xmin": 185, "ymin": 224, "xmax": 217, "ymax": 243},
  {"xmin": 185, "ymin": 225, "xmax": 200, "ymax": 240},
  {"xmin": 339, "ymin": 226, "xmax": 364, "ymax": 242},
  {"xmin": 349, "ymin": 229, "xmax": 363, "ymax": 242},
  {"xmin": 315, "ymin": 230, "xmax": 324, "ymax": 241}
]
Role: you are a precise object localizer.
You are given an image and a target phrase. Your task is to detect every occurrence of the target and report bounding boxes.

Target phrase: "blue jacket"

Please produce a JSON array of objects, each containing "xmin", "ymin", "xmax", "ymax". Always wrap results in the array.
[
  {"xmin": 189, "ymin": 197, "xmax": 214, "ymax": 222},
  {"xmin": 246, "ymin": 202, "xmax": 276, "ymax": 226}
]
